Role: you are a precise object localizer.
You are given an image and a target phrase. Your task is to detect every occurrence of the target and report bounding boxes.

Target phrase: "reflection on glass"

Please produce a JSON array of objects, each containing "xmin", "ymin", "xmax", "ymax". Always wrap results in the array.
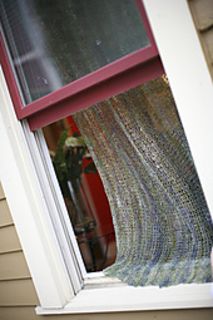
[
  {"xmin": 43, "ymin": 119, "xmax": 116, "ymax": 272},
  {"xmin": 0, "ymin": 0, "xmax": 149, "ymax": 102}
]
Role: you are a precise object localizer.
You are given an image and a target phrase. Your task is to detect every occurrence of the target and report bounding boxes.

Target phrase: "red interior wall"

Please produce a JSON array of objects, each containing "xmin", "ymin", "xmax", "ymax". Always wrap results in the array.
[{"xmin": 67, "ymin": 116, "xmax": 114, "ymax": 238}]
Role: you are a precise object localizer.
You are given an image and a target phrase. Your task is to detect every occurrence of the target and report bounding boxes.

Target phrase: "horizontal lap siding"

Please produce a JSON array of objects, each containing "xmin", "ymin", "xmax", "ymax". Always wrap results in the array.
[
  {"xmin": 188, "ymin": 0, "xmax": 213, "ymax": 77},
  {"xmin": 0, "ymin": 182, "xmax": 38, "ymax": 320},
  {"xmin": 0, "ymin": 225, "xmax": 22, "ymax": 253},
  {"xmin": 0, "ymin": 251, "xmax": 31, "ymax": 281},
  {"xmin": 0, "ymin": 201, "xmax": 13, "ymax": 227},
  {"xmin": 0, "ymin": 279, "xmax": 38, "ymax": 306}
]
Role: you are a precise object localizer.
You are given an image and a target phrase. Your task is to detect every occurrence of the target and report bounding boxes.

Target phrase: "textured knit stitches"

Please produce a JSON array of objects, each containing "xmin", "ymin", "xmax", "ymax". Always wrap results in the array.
[{"xmin": 74, "ymin": 77, "xmax": 213, "ymax": 287}]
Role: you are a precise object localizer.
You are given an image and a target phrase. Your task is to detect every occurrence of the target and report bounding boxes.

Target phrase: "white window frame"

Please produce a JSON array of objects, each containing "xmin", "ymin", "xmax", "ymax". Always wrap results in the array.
[{"xmin": 0, "ymin": 0, "xmax": 213, "ymax": 314}]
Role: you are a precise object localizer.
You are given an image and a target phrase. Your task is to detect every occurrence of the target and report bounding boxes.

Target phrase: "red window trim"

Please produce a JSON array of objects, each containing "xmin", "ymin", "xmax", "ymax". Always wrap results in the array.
[
  {"xmin": 28, "ymin": 56, "xmax": 163, "ymax": 130},
  {"xmin": 0, "ymin": 0, "xmax": 164, "ymax": 130}
]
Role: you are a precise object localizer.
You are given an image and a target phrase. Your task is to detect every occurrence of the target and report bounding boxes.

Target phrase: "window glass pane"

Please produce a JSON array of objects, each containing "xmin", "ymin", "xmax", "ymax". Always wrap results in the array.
[
  {"xmin": 0, "ymin": 0, "xmax": 149, "ymax": 102},
  {"xmin": 43, "ymin": 119, "xmax": 116, "ymax": 272},
  {"xmin": 43, "ymin": 76, "xmax": 213, "ymax": 283}
]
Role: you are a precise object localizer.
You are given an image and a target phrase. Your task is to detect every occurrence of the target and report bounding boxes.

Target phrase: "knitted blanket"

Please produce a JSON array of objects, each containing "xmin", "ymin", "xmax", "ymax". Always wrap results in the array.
[{"xmin": 74, "ymin": 77, "xmax": 213, "ymax": 287}]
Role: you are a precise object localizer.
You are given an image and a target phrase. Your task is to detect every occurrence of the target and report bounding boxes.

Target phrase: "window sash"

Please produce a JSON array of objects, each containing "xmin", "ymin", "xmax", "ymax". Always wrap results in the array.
[
  {"xmin": 0, "ymin": 1, "xmax": 163, "ymax": 130},
  {"xmin": 32, "ymin": 127, "xmax": 86, "ymax": 292}
]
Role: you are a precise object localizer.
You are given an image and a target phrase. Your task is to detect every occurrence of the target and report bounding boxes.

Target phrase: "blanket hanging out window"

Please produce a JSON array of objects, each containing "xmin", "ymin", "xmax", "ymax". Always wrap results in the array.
[{"xmin": 74, "ymin": 76, "xmax": 213, "ymax": 287}]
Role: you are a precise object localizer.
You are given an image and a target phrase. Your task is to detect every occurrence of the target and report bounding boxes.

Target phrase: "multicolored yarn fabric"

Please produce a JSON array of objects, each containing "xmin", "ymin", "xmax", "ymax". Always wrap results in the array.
[{"xmin": 74, "ymin": 77, "xmax": 213, "ymax": 287}]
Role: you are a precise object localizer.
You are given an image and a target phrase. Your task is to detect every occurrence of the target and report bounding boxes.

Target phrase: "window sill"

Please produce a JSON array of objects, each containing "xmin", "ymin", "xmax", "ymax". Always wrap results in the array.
[{"xmin": 36, "ymin": 282, "xmax": 213, "ymax": 315}]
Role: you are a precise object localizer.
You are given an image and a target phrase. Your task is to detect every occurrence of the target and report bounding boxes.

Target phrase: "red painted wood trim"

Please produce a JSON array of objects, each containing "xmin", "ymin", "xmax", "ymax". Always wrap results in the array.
[
  {"xmin": 19, "ymin": 45, "xmax": 158, "ymax": 119},
  {"xmin": 29, "ymin": 56, "xmax": 164, "ymax": 130},
  {"xmin": 0, "ymin": 32, "xmax": 24, "ymax": 117}
]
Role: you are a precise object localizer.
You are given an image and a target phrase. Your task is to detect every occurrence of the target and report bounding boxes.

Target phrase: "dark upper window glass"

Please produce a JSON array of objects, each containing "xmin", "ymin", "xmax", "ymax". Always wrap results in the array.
[{"xmin": 0, "ymin": 0, "xmax": 149, "ymax": 103}]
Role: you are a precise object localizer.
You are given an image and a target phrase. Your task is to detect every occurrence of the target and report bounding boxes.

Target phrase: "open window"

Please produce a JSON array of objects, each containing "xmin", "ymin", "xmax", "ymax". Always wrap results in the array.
[
  {"xmin": 0, "ymin": 0, "xmax": 213, "ymax": 313},
  {"xmin": 0, "ymin": 0, "xmax": 163, "ymax": 279},
  {"xmin": 41, "ymin": 74, "xmax": 213, "ymax": 288}
]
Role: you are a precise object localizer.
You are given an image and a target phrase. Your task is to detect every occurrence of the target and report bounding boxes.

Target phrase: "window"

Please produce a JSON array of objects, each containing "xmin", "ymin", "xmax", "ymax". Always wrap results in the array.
[
  {"xmin": 0, "ymin": 0, "xmax": 163, "ymax": 283},
  {"xmin": 42, "ymin": 75, "xmax": 213, "ymax": 288},
  {"xmin": 0, "ymin": 0, "xmax": 213, "ymax": 313}
]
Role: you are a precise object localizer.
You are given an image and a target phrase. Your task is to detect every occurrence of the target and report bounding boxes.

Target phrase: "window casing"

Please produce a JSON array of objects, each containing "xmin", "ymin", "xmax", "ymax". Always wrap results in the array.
[{"xmin": 0, "ymin": 0, "xmax": 212, "ymax": 310}]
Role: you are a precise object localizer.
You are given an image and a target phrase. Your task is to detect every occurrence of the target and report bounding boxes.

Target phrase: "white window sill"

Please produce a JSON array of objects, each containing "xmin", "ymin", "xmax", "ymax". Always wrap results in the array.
[{"xmin": 36, "ymin": 282, "xmax": 213, "ymax": 315}]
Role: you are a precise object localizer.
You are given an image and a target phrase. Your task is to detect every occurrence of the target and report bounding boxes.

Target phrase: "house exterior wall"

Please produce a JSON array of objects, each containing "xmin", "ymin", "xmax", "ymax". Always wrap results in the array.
[
  {"xmin": 188, "ymin": 0, "xmax": 213, "ymax": 79},
  {"xmin": 0, "ymin": 182, "xmax": 39, "ymax": 319},
  {"xmin": 0, "ymin": 1, "xmax": 213, "ymax": 319},
  {"xmin": 0, "ymin": 184, "xmax": 212, "ymax": 320}
]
